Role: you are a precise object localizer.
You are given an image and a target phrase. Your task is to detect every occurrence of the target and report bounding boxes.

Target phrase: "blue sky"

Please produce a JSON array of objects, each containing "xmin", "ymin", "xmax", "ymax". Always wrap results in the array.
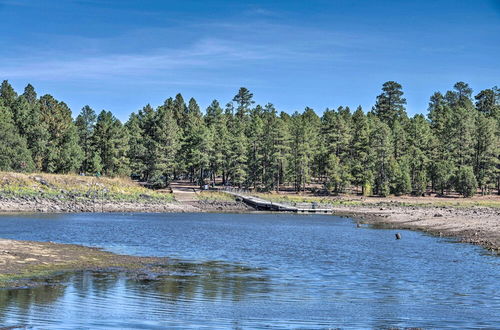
[{"xmin": 0, "ymin": 0, "xmax": 499, "ymax": 121}]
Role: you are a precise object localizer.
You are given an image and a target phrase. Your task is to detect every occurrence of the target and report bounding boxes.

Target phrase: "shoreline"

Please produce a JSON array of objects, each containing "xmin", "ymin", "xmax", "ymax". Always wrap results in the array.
[
  {"xmin": 330, "ymin": 205, "xmax": 500, "ymax": 254},
  {"xmin": 0, "ymin": 194, "xmax": 252, "ymax": 213},
  {"xmin": 0, "ymin": 238, "xmax": 177, "ymax": 289},
  {"xmin": 0, "ymin": 203, "xmax": 498, "ymax": 289},
  {"xmin": 1, "ymin": 194, "xmax": 499, "ymax": 253},
  {"xmin": 0, "ymin": 195, "xmax": 498, "ymax": 283}
]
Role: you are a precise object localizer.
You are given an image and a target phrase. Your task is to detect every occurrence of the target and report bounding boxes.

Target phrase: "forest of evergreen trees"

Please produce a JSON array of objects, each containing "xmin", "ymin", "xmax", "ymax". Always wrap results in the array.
[{"xmin": 0, "ymin": 80, "xmax": 498, "ymax": 197}]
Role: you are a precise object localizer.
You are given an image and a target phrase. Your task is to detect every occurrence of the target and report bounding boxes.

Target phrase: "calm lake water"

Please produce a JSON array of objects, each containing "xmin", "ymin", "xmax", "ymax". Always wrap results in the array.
[{"xmin": 0, "ymin": 213, "xmax": 498, "ymax": 329}]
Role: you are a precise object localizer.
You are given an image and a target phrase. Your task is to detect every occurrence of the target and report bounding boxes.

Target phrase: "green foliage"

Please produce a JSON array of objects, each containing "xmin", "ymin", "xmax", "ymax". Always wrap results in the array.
[
  {"xmin": 39, "ymin": 95, "xmax": 83, "ymax": 173},
  {"xmin": 145, "ymin": 102, "xmax": 181, "ymax": 187},
  {"xmin": 289, "ymin": 108, "xmax": 320, "ymax": 192},
  {"xmin": 455, "ymin": 166, "xmax": 478, "ymax": 197},
  {"xmin": 390, "ymin": 158, "xmax": 411, "ymax": 196},
  {"xmin": 413, "ymin": 170, "xmax": 428, "ymax": 196},
  {"xmin": 93, "ymin": 110, "xmax": 129, "ymax": 177},
  {"xmin": 0, "ymin": 81, "xmax": 498, "ymax": 198},
  {"xmin": 325, "ymin": 154, "xmax": 351, "ymax": 194},
  {"xmin": 350, "ymin": 106, "xmax": 372, "ymax": 194},
  {"xmin": 371, "ymin": 81, "xmax": 407, "ymax": 127},
  {"xmin": 370, "ymin": 118, "xmax": 393, "ymax": 196},
  {"xmin": 75, "ymin": 105, "xmax": 97, "ymax": 173},
  {"xmin": 474, "ymin": 114, "xmax": 498, "ymax": 193},
  {"xmin": 433, "ymin": 160, "xmax": 455, "ymax": 195},
  {"xmin": 0, "ymin": 106, "xmax": 34, "ymax": 172}
]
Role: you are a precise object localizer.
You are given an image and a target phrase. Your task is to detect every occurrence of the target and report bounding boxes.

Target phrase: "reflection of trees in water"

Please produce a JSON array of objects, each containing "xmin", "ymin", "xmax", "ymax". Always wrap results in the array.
[
  {"xmin": 127, "ymin": 260, "xmax": 271, "ymax": 303},
  {"xmin": 0, "ymin": 273, "xmax": 71, "ymax": 324},
  {"xmin": 72, "ymin": 271, "xmax": 121, "ymax": 299},
  {"xmin": 0, "ymin": 260, "xmax": 270, "ymax": 324}
]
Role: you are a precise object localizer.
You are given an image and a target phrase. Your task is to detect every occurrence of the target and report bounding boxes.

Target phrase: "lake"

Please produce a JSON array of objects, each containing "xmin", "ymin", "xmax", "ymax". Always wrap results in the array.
[{"xmin": 0, "ymin": 213, "xmax": 498, "ymax": 329}]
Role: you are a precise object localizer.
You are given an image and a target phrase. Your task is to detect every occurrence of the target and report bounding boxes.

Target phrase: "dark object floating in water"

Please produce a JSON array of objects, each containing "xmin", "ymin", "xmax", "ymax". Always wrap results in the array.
[{"xmin": 395, "ymin": 233, "xmax": 402, "ymax": 240}]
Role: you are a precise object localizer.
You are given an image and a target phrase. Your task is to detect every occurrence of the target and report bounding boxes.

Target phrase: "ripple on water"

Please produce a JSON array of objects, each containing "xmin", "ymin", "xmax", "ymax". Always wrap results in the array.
[{"xmin": 0, "ymin": 212, "xmax": 498, "ymax": 328}]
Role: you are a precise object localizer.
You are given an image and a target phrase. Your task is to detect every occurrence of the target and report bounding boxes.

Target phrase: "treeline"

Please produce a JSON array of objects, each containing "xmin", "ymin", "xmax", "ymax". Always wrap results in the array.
[{"xmin": 0, "ymin": 80, "xmax": 498, "ymax": 197}]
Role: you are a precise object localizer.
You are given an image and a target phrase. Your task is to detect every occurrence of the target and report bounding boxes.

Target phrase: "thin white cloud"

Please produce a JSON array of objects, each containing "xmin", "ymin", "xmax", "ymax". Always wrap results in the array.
[{"xmin": 0, "ymin": 19, "xmax": 390, "ymax": 83}]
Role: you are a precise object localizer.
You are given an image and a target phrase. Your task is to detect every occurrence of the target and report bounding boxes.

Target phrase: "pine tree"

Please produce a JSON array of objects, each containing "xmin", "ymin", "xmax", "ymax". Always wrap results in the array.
[
  {"xmin": 325, "ymin": 154, "xmax": 351, "ymax": 194},
  {"xmin": 392, "ymin": 119, "xmax": 408, "ymax": 159},
  {"xmin": 125, "ymin": 113, "xmax": 147, "ymax": 179},
  {"xmin": 473, "ymin": 114, "xmax": 498, "ymax": 193},
  {"xmin": 455, "ymin": 166, "xmax": 477, "ymax": 197},
  {"xmin": 320, "ymin": 107, "xmax": 351, "ymax": 183},
  {"xmin": 92, "ymin": 111, "xmax": 129, "ymax": 176},
  {"xmin": 147, "ymin": 103, "xmax": 180, "ymax": 187},
  {"xmin": 226, "ymin": 107, "xmax": 248, "ymax": 187},
  {"xmin": 475, "ymin": 88, "xmax": 499, "ymax": 117},
  {"xmin": 350, "ymin": 107, "xmax": 372, "ymax": 195},
  {"xmin": 233, "ymin": 87, "xmax": 254, "ymax": 119},
  {"xmin": 205, "ymin": 100, "xmax": 228, "ymax": 185},
  {"xmin": 39, "ymin": 95, "xmax": 83, "ymax": 173},
  {"xmin": 75, "ymin": 105, "xmax": 97, "ymax": 173},
  {"xmin": 407, "ymin": 115, "xmax": 432, "ymax": 195},
  {"xmin": 246, "ymin": 105, "xmax": 264, "ymax": 189},
  {"xmin": 390, "ymin": 157, "xmax": 411, "ymax": 195},
  {"xmin": 0, "ymin": 103, "xmax": 34, "ymax": 172},
  {"xmin": 372, "ymin": 81, "xmax": 407, "ymax": 127},
  {"xmin": 0, "ymin": 80, "xmax": 18, "ymax": 108},
  {"xmin": 182, "ymin": 98, "xmax": 209, "ymax": 184},
  {"xmin": 289, "ymin": 108, "xmax": 320, "ymax": 192},
  {"xmin": 433, "ymin": 160, "xmax": 455, "ymax": 195},
  {"xmin": 260, "ymin": 103, "xmax": 288, "ymax": 191},
  {"xmin": 369, "ymin": 117, "xmax": 393, "ymax": 196}
]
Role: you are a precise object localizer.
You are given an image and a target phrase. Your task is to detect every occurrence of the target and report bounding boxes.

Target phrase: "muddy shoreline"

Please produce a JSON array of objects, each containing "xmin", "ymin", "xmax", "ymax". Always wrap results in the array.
[{"xmin": 0, "ymin": 238, "xmax": 179, "ymax": 289}]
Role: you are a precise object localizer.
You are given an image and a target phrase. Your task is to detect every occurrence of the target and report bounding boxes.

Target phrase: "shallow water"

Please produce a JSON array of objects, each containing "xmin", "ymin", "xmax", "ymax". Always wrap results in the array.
[{"xmin": 0, "ymin": 213, "xmax": 498, "ymax": 329}]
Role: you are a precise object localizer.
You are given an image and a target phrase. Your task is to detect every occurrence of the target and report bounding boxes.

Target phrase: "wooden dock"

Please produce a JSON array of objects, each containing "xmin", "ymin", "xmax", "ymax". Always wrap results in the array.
[{"xmin": 224, "ymin": 191, "xmax": 333, "ymax": 214}]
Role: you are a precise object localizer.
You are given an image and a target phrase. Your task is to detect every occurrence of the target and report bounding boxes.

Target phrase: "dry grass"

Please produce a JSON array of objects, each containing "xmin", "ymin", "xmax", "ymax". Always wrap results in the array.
[
  {"xmin": 0, "ymin": 171, "xmax": 174, "ymax": 202},
  {"xmin": 251, "ymin": 191, "xmax": 500, "ymax": 208},
  {"xmin": 196, "ymin": 191, "xmax": 236, "ymax": 202}
]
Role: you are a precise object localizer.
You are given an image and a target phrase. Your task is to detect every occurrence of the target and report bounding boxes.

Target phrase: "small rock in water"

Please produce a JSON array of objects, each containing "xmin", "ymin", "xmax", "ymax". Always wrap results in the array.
[{"xmin": 395, "ymin": 233, "xmax": 401, "ymax": 240}]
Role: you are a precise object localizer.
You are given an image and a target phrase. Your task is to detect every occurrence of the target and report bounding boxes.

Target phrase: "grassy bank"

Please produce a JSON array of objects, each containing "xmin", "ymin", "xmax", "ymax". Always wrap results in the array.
[{"xmin": 0, "ymin": 171, "xmax": 174, "ymax": 203}]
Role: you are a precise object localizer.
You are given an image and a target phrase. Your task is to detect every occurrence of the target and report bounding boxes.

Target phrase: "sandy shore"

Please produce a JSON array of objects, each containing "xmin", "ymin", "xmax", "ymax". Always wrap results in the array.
[{"xmin": 330, "ymin": 204, "xmax": 500, "ymax": 254}]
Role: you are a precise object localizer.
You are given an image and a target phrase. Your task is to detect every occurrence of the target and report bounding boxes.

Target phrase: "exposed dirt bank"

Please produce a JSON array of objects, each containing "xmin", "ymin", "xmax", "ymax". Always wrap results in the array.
[
  {"xmin": 330, "ymin": 204, "xmax": 500, "ymax": 254},
  {"xmin": 0, "ymin": 194, "xmax": 196, "ymax": 213},
  {"xmin": 0, "ymin": 239, "xmax": 176, "ymax": 289},
  {"xmin": 0, "ymin": 194, "xmax": 252, "ymax": 213},
  {"xmin": 244, "ymin": 192, "xmax": 500, "ymax": 253}
]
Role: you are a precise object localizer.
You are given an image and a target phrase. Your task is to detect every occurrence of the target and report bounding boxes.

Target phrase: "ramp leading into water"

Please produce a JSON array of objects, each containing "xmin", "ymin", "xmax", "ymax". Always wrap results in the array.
[{"xmin": 224, "ymin": 191, "xmax": 333, "ymax": 214}]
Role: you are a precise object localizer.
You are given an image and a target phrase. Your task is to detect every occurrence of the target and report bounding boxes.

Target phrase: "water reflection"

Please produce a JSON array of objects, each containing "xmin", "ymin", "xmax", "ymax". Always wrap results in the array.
[
  {"xmin": 0, "ymin": 260, "xmax": 270, "ymax": 328},
  {"xmin": 0, "ymin": 213, "xmax": 498, "ymax": 328}
]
